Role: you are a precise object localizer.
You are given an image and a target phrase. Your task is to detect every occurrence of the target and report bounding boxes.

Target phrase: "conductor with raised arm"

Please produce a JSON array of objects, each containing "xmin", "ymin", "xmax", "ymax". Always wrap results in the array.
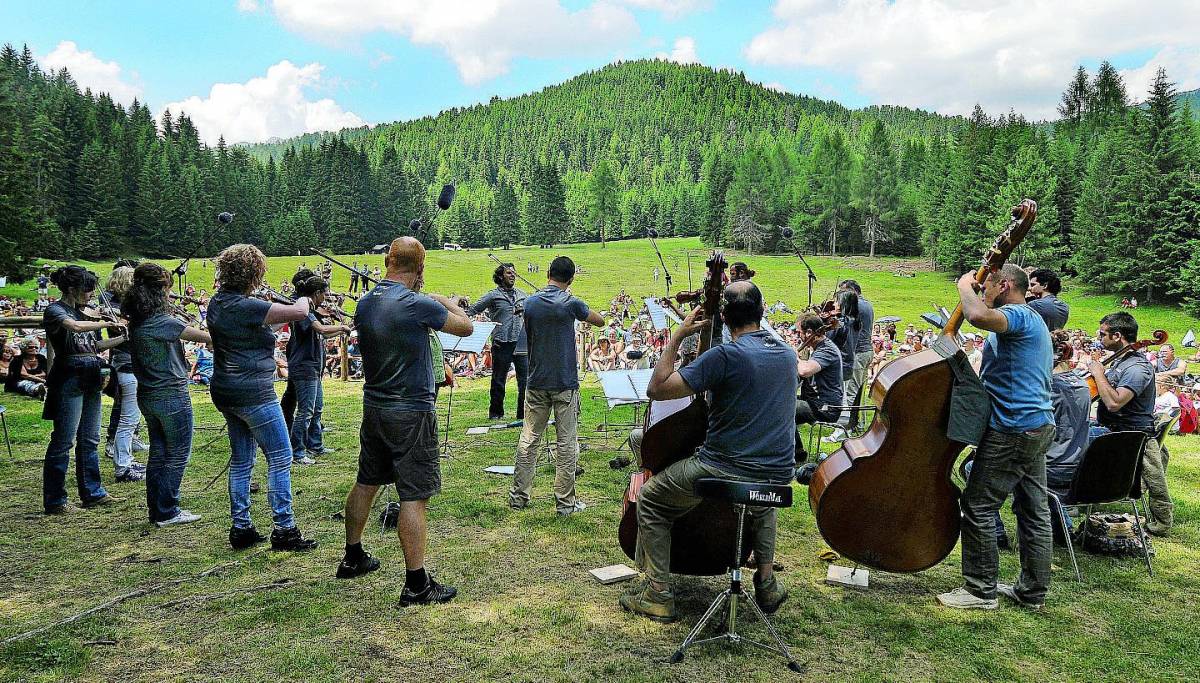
[
  {"xmin": 467, "ymin": 263, "xmax": 529, "ymax": 421},
  {"xmin": 337, "ymin": 237, "xmax": 475, "ymax": 607}
]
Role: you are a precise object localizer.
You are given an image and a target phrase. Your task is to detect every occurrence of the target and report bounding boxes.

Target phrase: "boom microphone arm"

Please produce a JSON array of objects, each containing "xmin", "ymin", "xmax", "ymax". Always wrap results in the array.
[
  {"xmin": 646, "ymin": 229, "xmax": 673, "ymax": 296},
  {"xmin": 781, "ymin": 227, "xmax": 818, "ymax": 308}
]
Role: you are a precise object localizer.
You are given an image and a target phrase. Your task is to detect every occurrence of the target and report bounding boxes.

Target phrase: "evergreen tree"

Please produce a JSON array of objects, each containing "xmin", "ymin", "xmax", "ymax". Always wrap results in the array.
[
  {"xmin": 0, "ymin": 68, "xmax": 40, "ymax": 280},
  {"xmin": 490, "ymin": 180, "xmax": 521, "ymax": 248},
  {"xmin": 989, "ymin": 143, "xmax": 1060, "ymax": 268},
  {"xmin": 1136, "ymin": 68, "xmax": 1188, "ymax": 302},
  {"xmin": 855, "ymin": 121, "xmax": 899, "ymax": 257},
  {"xmin": 586, "ymin": 157, "xmax": 619, "ymax": 247}
]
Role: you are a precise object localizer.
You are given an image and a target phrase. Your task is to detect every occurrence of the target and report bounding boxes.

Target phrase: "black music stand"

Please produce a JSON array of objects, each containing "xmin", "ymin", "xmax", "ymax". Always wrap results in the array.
[{"xmin": 436, "ymin": 322, "xmax": 496, "ymax": 459}]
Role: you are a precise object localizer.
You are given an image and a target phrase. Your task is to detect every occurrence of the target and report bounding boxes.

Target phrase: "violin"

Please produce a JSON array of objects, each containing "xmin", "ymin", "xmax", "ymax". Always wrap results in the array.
[
  {"xmin": 617, "ymin": 251, "xmax": 751, "ymax": 576},
  {"xmin": 1085, "ymin": 330, "xmax": 1167, "ymax": 400},
  {"xmin": 809, "ymin": 199, "xmax": 1039, "ymax": 573}
]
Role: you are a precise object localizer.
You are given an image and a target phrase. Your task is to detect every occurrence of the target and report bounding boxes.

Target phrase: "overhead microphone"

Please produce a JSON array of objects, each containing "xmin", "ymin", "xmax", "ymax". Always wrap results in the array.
[
  {"xmin": 781, "ymin": 227, "xmax": 794, "ymax": 240},
  {"xmin": 217, "ymin": 211, "xmax": 235, "ymax": 225},
  {"xmin": 408, "ymin": 218, "xmax": 423, "ymax": 233},
  {"xmin": 647, "ymin": 228, "xmax": 658, "ymax": 239},
  {"xmin": 437, "ymin": 184, "xmax": 456, "ymax": 210}
]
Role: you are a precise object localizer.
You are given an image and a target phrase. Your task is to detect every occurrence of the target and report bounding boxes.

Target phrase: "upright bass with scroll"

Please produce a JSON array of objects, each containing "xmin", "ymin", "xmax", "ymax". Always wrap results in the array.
[
  {"xmin": 617, "ymin": 251, "xmax": 757, "ymax": 576},
  {"xmin": 808, "ymin": 200, "xmax": 1039, "ymax": 573}
]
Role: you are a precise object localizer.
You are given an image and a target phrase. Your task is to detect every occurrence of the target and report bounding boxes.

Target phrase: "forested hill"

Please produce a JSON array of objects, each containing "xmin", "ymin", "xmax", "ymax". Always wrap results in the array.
[{"xmin": 2, "ymin": 47, "xmax": 1199, "ymax": 311}]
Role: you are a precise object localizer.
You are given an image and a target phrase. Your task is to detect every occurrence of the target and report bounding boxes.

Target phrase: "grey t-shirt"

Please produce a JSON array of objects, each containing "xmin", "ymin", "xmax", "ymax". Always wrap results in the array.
[
  {"xmin": 1097, "ymin": 353, "xmax": 1155, "ymax": 432},
  {"xmin": 524, "ymin": 285, "xmax": 590, "ymax": 391},
  {"xmin": 129, "ymin": 314, "xmax": 189, "ymax": 397},
  {"xmin": 855, "ymin": 298, "xmax": 875, "ymax": 353},
  {"xmin": 467, "ymin": 286, "xmax": 527, "ymax": 343},
  {"xmin": 679, "ymin": 330, "xmax": 797, "ymax": 482},
  {"xmin": 286, "ymin": 312, "xmax": 323, "ymax": 381},
  {"xmin": 206, "ymin": 292, "xmax": 276, "ymax": 409},
  {"xmin": 43, "ymin": 301, "xmax": 99, "ymax": 358},
  {"xmin": 1028, "ymin": 295, "xmax": 1069, "ymax": 331},
  {"xmin": 354, "ymin": 279, "xmax": 448, "ymax": 411},
  {"xmin": 803, "ymin": 337, "xmax": 844, "ymax": 412}
]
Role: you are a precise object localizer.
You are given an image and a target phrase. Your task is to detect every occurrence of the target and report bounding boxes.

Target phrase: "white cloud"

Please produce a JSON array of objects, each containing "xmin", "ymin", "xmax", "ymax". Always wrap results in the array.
[
  {"xmin": 762, "ymin": 81, "xmax": 788, "ymax": 93},
  {"xmin": 161, "ymin": 60, "xmax": 366, "ymax": 145},
  {"xmin": 236, "ymin": 0, "xmax": 261, "ymax": 12},
  {"xmin": 657, "ymin": 36, "xmax": 698, "ymax": 64},
  {"xmin": 40, "ymin": 41, "xmax": 142, "ymax": 104},
  {"xmin": 745, "ymin": 1, "xmax": 1200, "ymax": 119},
  {"xmin": 620, "ymin": 0, "xmax": 709, "ymax": 18},
  {"xmin": 267, "ymin": 0, "xmax": 642, "ymax": 85},
  {"xmin": 1121, "ymin": 46, "xmax": 1200, "ymax": 102}
]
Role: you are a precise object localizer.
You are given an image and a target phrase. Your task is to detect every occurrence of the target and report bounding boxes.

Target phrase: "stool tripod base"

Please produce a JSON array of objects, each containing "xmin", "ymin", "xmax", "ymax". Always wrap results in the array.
[{"xmin": 669, "ymin": 578, "xmax": 805, "ymax": 672}]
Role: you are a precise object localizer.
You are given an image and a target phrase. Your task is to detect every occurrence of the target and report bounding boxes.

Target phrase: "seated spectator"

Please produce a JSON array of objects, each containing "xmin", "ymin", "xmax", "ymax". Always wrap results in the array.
[
  {"xmin": 588, "ymin": 337, "xmax": 616, "ymax": 372},
  {"xmin": 5, "ymin": 338, "xmax": 48, "ymax": 400},
  {"xmin": 190, "ymin": 344, "xmax": 214, "ymax": 385},
  {"xmin": 1154, "ymin": 382, "xmax": 1180, "ymax": 419}
]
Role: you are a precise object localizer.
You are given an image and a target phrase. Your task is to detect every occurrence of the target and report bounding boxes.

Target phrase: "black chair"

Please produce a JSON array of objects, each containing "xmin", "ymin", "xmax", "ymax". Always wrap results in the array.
[
  {"xmin": 1153, "ymin": 407, "xmax": 1181, "ymax": 469},
  {"xmin": 671, "ymin": 478, "xmax": 804, "ymax": 673},
  {"xmin": 1050, "ymin": 430, "xmax": 1152, "ymax": 581}
]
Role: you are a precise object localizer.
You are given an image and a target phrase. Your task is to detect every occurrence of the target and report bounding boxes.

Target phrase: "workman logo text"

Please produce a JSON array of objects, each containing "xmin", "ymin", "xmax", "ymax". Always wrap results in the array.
[{"xmin": 749, "ymin": 490, "xmax": 782, "ymax": 503}]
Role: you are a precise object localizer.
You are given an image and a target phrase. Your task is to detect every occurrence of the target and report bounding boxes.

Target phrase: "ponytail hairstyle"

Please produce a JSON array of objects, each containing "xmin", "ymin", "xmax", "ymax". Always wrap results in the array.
[
  {"xmin": 292, "ymin": 268, "xmax": 329, "ymax": 298},
  {"xmin": 50, "ymin": 265, "xmax": 99, "ymax": 297},
  {"xmin": 835, "ymin": 289, "xmax": 860, "ymax": 332},
  {"xmin": 122, "ymin": 263, "xmax": 172, "ymax": 324}
]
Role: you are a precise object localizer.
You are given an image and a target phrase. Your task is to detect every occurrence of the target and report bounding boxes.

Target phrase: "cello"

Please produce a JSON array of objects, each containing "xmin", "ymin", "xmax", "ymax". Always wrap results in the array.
[
  {"xmin": 808, "ymin": 200, "xmax": 1038, "ymax": 573},
  {"xmin": 617, "ymin": 251, "xmax": 754, "ymax": 576}
]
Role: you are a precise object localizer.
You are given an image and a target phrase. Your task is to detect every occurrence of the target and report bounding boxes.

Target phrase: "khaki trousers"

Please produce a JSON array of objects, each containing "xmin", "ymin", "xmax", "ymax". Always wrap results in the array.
[{"xmin": 510, "ymin": 388, "xmax": 579, "ymax": 512}]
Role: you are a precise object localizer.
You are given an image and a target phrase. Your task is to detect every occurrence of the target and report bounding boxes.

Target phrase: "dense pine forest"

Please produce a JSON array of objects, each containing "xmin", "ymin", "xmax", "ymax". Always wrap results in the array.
[{"xmin": 1, "ymin": 44, "xmax": 1199, "ymax": 308}]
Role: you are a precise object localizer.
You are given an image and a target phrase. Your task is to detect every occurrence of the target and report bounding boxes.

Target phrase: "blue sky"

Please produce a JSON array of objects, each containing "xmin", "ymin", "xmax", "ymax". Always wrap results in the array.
[{"xmin": 3, "ymin": 1, "xmax": 1196, "ymax": 144}]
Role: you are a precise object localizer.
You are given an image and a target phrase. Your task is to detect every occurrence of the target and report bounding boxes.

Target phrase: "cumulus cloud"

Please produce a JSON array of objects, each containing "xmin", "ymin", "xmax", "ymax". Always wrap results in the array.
[
  {"xmin": 161, "ymin": 60, "xmax": 366, "ymax": 145},
  {"xmin": 657, "ymin": 36, "xmax": 698, "ymax": 64},
  {"xmin": 236, "ymin": 0, "xmax": 261, "ymax": 12},
  {"xmin": 267, "ymin": 0, "xmax": 642, "ymax": 85},
  {"xmin": 40, "ymin": 41, "xmax": 143, "ymax": 104},
  {"xmin": 620, "ymin": 0, "xmax": 709, "ymax": 17},
  {"xmin": 1121, "ymin": 46, "xmax": 1200, "ymax": 102},
  {"xmin": 745, "ymin": 0, "xmax": 1200, "ymax": 119}
]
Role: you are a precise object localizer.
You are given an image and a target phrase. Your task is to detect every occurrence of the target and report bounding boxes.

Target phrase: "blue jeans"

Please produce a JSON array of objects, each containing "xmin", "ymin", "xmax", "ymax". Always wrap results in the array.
[
  {"xmin": 289, "ymin": 378, "xmax": 324, "ymax": 455},
  {"xmin": 140, "ymin": 392, "xmax": 194, "ymax": 523},
  {"xmin": 220, "ymin": 401, "xmax": 296, "ymax": 530},
  {"xmin": 113, "ymin": 370, "xmax": 141, "ymax": 469},
  {"xmin": 43, "ymin": 374, "xmax": 108, "ymax": 508}
]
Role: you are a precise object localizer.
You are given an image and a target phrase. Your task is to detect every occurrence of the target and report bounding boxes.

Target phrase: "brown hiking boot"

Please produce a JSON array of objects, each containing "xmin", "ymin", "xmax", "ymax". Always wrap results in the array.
[
  {"xmin": 754, "ymin": 573, "xmax": 788, "ymax": 615},
  {"xmin": 619, "ymin": 583, "xmax": 677, "ymax": 623}
]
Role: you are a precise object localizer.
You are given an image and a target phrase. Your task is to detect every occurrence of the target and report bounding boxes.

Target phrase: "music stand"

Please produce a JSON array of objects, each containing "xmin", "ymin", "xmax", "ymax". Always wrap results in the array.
[
  {"xmin": 643, "ymin": 297, "xmax": 681, "ymax": 331},
  {"xmin": 594, "ymin": 369, "xmax": 653, "ymax": 439},
  {"xmin": 437, "ymin": 322, "xmax": 497, "ymax": 458}
]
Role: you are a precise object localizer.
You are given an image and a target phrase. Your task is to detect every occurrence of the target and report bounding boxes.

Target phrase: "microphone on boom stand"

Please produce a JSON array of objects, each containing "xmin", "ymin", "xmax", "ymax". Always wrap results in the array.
[
  {"xmin": 646, "ymin": 228, "xmax": 673, "ymax": 296},
  {"xmin": 781, "ymin": 227, "xmax": 818, "ymax": 308},
  {"xmin": 175, "ymin": 211, "xmax": 233, "ymax": 295}
]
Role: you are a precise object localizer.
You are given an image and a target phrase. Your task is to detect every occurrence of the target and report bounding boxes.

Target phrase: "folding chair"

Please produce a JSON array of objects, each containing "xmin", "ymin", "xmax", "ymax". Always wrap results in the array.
[{"xmin": 1050, "ymin": 430, "xmax": 1152, "ymax": 581}]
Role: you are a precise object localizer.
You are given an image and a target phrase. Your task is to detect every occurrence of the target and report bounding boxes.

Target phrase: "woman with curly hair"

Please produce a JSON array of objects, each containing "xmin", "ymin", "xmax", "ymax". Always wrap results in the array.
[
  {"xmin": 42, "ymin": 265, "xmax": 129, "ymax": 513},
  {"xmin": 123, "ymin": 263, "xmax": 213, "ymax": 527},
  {"xmin": 208, "ymin": 244, "xmax": 318, "ymax": 551}
]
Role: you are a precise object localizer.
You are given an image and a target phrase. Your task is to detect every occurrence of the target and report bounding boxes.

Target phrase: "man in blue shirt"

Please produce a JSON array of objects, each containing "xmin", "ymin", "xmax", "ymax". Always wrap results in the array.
[
  {"xmin": 621, "ymin": 281, "xmax": 797, "ymax": 623},
  {"xmin": 336, "ymin": 237, "xmax": 474, "ymax": 608},
  {"xmin": 939, "ymin": 264, "xmax": 1055, "ymax": 612},
  {"xmin": 466, "ymin": 263, "xmax": 528, "ymax": 421},
  {"xmin": 509, "ymin": 256, "xmax": 604, "ymax": 515}
]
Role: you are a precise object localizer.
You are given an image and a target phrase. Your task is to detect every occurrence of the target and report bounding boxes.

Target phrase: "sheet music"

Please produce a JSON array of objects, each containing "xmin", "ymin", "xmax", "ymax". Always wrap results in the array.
[
  {"xmin": 596, "ymin": 369, "xmax": 654, "ymax": 408},
  {"xmin": 437, "ymin": 321, "xmax": 497, "ymax": 354},
  {"xmin": 643, "ymin": 297, "xmax": 670, "ymax": 331}
]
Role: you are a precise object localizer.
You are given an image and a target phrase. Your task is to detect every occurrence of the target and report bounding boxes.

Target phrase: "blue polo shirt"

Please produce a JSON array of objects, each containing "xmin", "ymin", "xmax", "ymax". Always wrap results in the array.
[{"xmin": 980, "ymin": 304, "xmax": 1054, "ymax": 432}]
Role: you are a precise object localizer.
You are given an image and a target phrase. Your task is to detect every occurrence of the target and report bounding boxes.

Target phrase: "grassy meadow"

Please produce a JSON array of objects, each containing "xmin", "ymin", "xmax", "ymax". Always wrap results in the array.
[{"xmin": 1, "ymin": 238, "xmax": 1199, "ymax": 682}]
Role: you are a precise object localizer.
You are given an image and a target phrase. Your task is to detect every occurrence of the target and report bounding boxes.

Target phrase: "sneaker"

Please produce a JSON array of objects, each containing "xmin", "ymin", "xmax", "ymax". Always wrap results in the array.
[
  {"xmin": 399, "ymin": 576, "xmax": 458, "ymax": 607},
  {"xmin": 45, "ymin": 503, "xmax": 79, "ymax": 515},
  {"xmin": 130, "ymin": 460, "xmax": 147, "ymax": 472},
  {"xmin": 229, "ymin": 524, "xmax": 267, "ymax": 550},
  {"xmin": 312, "ymin": 446, "xmax": 337, "ymax": 455},
  {"xmin": 293, "ymin": 454, "xmax": 316, "ymax": 465},
  {"xmin": 156, "ymin": 510, "xmax": 202, "ymax": 528},
  {"xmin": 619, "ymin": 583, "xmax": 678, "ymax": 623},
  {"xmin": 822, "ymin": 429, "xmax": 849, "ymax": 443},
  {"xmin": 488, "ymin": 413, "xmax": 505, "ymax": 421},
  {"xmin": 132, "ymin": 437, "xmax": 149, "ymax": 453},
  {"xmin": 249, "ymin": 482, "xmax": 261, "ymax": 494},
  {"xmin": 509, "ymin": 500, "xmax": 529, "ymax": 511},
  {"xmin": 115, "ymin": 468, "xmax": 145, "ymax": 483},
  {"xmin": 996, "ymin": 583, "xmax": 1043, "ymax": 611},
  {"xmin": 795, "ymin": 462, "xmax": 818, "ymax": 486},
  {"xmin": 82, "ymin": 495, "xmax": 120, "ymax": 508},
  {"xmin": 754, "ymin": 573, "xmax": 789, "ymax": 615},
  {"xmin": 336, "ymin": 552, "xmax": 381, "ymax": 579},
  {"xmin": 558, "ymin": 501, "xmax": 587, "ymax": 516},
  {"xmin": 104, "ymin": 440, "xmax": 116, "ymax": 461},
  {"xmin": 936, "ymin": 587, "xmax": 998, "ymax": 610},
  {"xmin": 271, "ymin": 526, "xmax": 318, "ymax": 552}
]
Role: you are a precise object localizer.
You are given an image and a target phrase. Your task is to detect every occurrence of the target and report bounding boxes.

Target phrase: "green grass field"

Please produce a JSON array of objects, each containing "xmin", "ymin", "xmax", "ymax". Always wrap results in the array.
[{"xmin": 1, "ymin": 239, "xmax": 1198, "ymax": 682}]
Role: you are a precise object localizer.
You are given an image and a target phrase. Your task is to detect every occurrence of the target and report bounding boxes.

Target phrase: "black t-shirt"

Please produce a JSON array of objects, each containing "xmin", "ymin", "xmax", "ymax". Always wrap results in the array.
[
  {"xmin": 286, "ymin": 312, "xmax": 324, "ymax": 381},
  {"xmin": 354, "ymin": 280, "xmax": 448, "ymax": 411},
  {"xmin": 5, "ymin": 353, "xmax": 47, "ymax": 392},
  {"xmin": 206, "ymin": 292, "xmax": 277, "ymax": 408},
  {"xmin": 129, "ymin": 314, "xmax": 189, "ymax": 397},
  {"xmin": 43, "ymin": 301, "xmax": 99, "ymax": 358}
]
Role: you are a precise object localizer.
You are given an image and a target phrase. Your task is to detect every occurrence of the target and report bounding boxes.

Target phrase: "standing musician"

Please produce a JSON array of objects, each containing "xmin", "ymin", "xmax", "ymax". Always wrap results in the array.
[
  {"xmin": 509, "ymin": 256, "xmax": 604, "ymax": 515},
  {"xmin": 287, "ymin": 269, "xmax": 351, "ymax": 465},
  {"xmin": 208, "ymin": 244, "xmax": 318, "ymax": 552},
  {"xmin": 123, "ymin": 263, "xmax": 212, "ymax": 527},
  {"xmin": 465, "ymin": 263, "xmax": 529, "ymax": 421},
  {"xmin": 1027, "ymin": 269, "xmax": 1069, "ymax": 332},
  {"xmin": 793, "ymin": 313, "xmax": 844, "ymax": 464},
  {"xmin": 838, "ymin": 279, "xmax": 874, "ymax": 436},
  {"xmin": 337, "ymin": 237, "xmax": 474, "ymax": 607},
  {"xmin": 938, "ymin": 264, "xmax": 1054, "ymax": 611},
  {"xmin": 1089, "ymin": 312, "xmax": 1172, "ymax": 535},
  {"xmin": 42, "ymin": 266, "xmax": 128, "ymax": 513},
  {"xmin": 101, "ymin": 264, "xmax": 146, "ymax": 483},
  {"xmin": 620, "ymin": 281, "xmax": 796, "ymax": 623},
  {"xmin": 821, "ymin": 288, "xmax": 859, "ymax": 443}
]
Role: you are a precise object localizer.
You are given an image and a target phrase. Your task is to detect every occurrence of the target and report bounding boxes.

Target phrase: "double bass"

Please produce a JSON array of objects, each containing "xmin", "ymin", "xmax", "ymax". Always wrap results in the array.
[
  {"xmin": 617, "ymin": 251, "xmax": 754, "ymax": 576},
  {"xmin": 808, "ymin": 200, "xmax": 1038, "ymax": 573}
]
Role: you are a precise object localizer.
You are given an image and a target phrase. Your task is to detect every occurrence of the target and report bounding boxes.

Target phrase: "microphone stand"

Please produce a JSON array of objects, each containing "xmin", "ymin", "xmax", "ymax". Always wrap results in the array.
[
  {"xmin": 310, "ymin": 248, "xmax": 377, "ymax": 286},
  {"xmin": 796, "ymin": 251, "xmax": 818, "ymax": 309},
  {"xmin": 647, "ymin": 234, "xmax": 673, "ymax": 297},
  {"xmin": 488, "ymin": 254, "xmax": 540, "ymax": 291}
]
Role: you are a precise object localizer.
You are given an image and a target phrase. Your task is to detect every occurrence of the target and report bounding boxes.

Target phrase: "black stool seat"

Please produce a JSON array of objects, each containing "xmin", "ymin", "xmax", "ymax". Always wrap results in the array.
[{"xmin": 694, "ymin": 478, "xmax": 793, "ymax": 509}]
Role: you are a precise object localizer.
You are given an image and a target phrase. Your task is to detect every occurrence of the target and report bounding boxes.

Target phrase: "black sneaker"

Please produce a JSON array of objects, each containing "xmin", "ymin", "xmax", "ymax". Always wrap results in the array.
[
  {"xmin": 398, "ymin": 577, "xmax": 457, "ymax": 607},
  {"xmin": 795, "ymin": 462, "xmax": 818, "ymax": 486},
  {"xmin": 336, "ymin": 552, "xmax": 381, "ymax": 579},
  {"xmin": 229, "ymin": 525, "xmax": 267, "ymax": 550},
  {"xmin": 271, "ymin": 526, "xmax": 318, "ymax": 552}
]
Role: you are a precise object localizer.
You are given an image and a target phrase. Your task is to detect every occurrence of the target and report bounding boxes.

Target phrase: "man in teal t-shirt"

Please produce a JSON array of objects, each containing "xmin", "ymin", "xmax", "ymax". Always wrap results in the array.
[{"xmin": 938, "ymin": 264, "xmax": 1055, "ymax": 612}]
